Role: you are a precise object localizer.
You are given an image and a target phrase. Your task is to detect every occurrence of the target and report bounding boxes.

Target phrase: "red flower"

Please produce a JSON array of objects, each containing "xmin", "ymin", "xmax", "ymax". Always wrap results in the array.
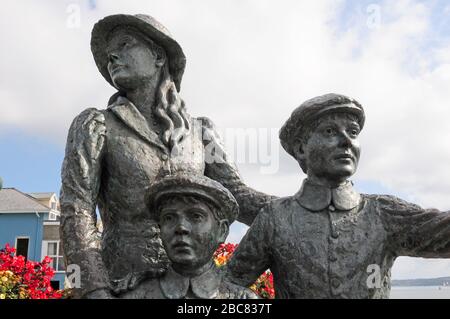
[
  {"xmin": 0, "ymin": 244, "xmax": 63, "ymax": 299},
  {"xmin": 213, "ymin": 243, "xmax": 275, "ymax": 299}
]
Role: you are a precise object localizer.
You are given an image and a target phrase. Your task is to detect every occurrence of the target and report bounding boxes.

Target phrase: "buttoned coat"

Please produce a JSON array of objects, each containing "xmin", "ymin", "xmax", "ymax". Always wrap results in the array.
[{"xmin": 226, "ymin": 179, "xmax": 450, "ymax": 299}]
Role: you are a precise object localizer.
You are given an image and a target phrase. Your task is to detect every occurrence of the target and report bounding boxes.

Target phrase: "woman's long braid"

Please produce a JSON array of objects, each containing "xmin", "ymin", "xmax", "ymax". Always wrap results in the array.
[{"xmin": 153, "ymin": 64, "xmax": 190, "ymax": 155}]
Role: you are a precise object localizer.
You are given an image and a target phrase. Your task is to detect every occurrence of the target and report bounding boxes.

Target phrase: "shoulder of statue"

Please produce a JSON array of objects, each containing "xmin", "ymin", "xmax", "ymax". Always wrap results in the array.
[
  {"xmin": 195, "ymin": 116, "xmax": 227, "ymax": 149},
  {"xmin": 70, "ymin": 107, "xmax": 106, "ymax": 131},
  {"xmin": 196, "ymin": 116, "xmax": 216, "ymax": 130},
  {"xmin": 62, "ymin": 108, "xmax": 108, "ymax": 165},
  {"xmin": 68, "ymin": 107, "xmax": 107, "ymax": 142},
  {"xmin": 220, "ymin": 280, "xmax": 259, "ymax": 299},
  {"xmin": 269, "ymin": 196, "xmax": 296, "ymax": 216},
  {"xmin": 119, "ymin": 278, "xmax": 161, "ymax": 299},
  {"xmin": 141, "ymin": 278, "xmax": 163, "ymax": 297},
  {"xmin": 365, "ymin": 193, "xmax": 422, "ymax": 216},
  {"xmin": 196, "ymin": 116, "xmax": 222, "ymax": 136}
]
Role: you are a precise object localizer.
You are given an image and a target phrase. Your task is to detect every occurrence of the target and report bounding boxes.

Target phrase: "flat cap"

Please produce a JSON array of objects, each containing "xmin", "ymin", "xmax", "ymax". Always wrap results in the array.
[
  {"xmin": 91, "ymin": 14, "xmax": 186, "ymax": 92},
  {"xmin": 279, "ymin": 93, "xmax": 365, "ymax": 158},
  {"xmin": 147, "ymin": 174, "xmax": 239, "ymax": 224}
]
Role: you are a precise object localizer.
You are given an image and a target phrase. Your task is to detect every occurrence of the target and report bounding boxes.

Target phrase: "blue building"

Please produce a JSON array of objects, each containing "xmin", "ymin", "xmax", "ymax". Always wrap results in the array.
[{"xmin": 0, "ymin": 188, "xmax": 66, "ymax": 290}]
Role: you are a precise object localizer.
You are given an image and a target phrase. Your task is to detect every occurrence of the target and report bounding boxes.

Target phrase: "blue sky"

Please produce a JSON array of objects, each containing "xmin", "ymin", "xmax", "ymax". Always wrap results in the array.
[
  {"xmin": 0, "ymin": 130, "xmax": 63, "ymax": 193},
  {"xmin": 1, "ymin": 0, "xmax": 450, "ymax": 280}
]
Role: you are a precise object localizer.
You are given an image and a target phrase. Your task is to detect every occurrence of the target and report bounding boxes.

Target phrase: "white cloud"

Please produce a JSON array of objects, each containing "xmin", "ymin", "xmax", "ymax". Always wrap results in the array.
[{"xmin": 2, "ymin": 0, "xmax": 450, "ymax": 279}]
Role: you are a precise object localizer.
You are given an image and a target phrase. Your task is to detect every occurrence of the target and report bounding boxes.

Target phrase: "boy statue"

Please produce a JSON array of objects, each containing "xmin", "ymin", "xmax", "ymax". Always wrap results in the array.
[
  {"xmin": 225, "ymin": 93, "xmax": 450, "ymax": 298},
  {"xmin": 120, "ymin": 174, "xmax": 258, "ymax": 299}
]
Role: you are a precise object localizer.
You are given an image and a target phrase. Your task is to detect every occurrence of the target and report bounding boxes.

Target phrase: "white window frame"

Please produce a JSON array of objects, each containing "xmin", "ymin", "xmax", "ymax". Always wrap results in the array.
[
  {"xmin": 41, "ymin": 240, "xmax": 65, "ymax": 273},
  {"xmin": 15, "ymin": 236, "xmax": 30, "ymax": 258},
  {"xmin": 47, "ymin": 208, "xmax": 60, "ymax": 222},
  {"xmin": 48, "ymin": 211, "xmax": 58, "ymax": 220}
]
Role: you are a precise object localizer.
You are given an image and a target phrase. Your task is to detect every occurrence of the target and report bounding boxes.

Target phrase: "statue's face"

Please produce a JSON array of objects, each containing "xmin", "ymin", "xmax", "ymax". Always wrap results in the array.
[
  {"xmin": 159, "ymin": 198, "xmax": 226, "ymax": 269},
  {"xmin": 300, "ymin": 112, "xmax": 361, "ymax": 183},
  {"xmin": 106, "ymin": 28, "xmax": 163, "ymax": 91}
]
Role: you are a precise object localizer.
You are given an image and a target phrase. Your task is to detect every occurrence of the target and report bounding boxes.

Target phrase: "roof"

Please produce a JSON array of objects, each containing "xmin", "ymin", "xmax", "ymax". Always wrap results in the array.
[
  {"xmin": 0, "ymin": 188, "xmax": 51, "ymax": 213},
  {"xmin": 28, "ymin": 192, "xmax": 56, "ymax": 200}
]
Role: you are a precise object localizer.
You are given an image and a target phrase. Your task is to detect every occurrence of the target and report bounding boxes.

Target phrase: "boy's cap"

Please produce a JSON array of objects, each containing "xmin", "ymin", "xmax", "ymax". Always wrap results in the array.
[
  {"xmin": 279, "ymin": 93, "xmax": 365, "ymax": 158},
  {"xmin": 147, "ymin": 174, "xmax": 239, "ymax": 223}
]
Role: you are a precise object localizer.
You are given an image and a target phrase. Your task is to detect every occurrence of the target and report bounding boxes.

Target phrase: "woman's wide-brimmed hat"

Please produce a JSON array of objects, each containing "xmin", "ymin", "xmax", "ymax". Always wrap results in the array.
[{"xmin": 91, "ymin": 14, "xmax": 186, "ymax": 92}]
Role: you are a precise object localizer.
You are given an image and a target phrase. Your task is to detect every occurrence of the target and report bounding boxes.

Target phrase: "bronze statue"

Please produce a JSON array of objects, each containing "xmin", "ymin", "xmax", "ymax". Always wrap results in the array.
[
  {"xmin": 225, "ymin": 93, "xmax": 450, "ymax": 298},
  {"xmin": 60, "ymin": 14, "xmax": 273, "ymax": 298},
  {"xmin": 120, "ymin": 174, "xmax": 257, "ymax": 299}
]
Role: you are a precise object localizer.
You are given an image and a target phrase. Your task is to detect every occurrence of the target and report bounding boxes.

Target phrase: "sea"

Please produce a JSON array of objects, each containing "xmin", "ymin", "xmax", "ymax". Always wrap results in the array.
[{"xmin": 390, "ymin": 286, "xmax": 450, "ymax": 299}]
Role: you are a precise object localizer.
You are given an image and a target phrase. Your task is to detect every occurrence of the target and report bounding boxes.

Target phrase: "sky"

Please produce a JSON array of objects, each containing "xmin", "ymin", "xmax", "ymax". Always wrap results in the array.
[{"xmin": 1, "ymin": 0, "xmax": 450, "ymax": 280}]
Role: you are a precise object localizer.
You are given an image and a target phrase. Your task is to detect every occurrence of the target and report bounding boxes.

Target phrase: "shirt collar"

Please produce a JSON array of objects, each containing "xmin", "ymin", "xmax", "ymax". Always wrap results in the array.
[
  {"xmin": 107, "ymin": 95, "xmax": 168, "ymax": 153},
  {"xmin": 295, "ymin": 179, "xmax": 361, "ymax": 212},
  {"xmin": 159, "ymin": 263, "xmax": 222, "ymax": 299}
]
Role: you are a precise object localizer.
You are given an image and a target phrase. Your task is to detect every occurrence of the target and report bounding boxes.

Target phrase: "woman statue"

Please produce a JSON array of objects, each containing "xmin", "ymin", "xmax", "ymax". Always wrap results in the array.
[{"xmin": 60, "ymin": 14, "xmax": 273, "ymax": 298}]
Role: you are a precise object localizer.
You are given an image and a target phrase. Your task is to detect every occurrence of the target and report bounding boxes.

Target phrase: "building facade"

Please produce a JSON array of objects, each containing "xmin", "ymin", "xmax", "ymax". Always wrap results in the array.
[{"xmin": 0, "ymin": 188, "xmax": 66, "ymax": 289}]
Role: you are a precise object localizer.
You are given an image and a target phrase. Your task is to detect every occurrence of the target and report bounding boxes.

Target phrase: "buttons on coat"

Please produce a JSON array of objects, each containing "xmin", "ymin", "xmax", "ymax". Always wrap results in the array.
[
  {"xmin": 161, "ymin": 154, "xmax": 168, "ymax": 161},
  {"xmin": 331, "ymin": 230, "xmax": 340, "ymax": 239},
  {"xmin": 331, "ymin": 278, "xmax": 340, "ymax": 289}
]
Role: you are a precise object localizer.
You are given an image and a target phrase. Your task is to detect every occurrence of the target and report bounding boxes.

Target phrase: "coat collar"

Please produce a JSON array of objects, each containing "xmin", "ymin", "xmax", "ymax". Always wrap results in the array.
[
  {"xmin": 295, "ymin": 179, "xmax": 361, "ymax": 212},
  {"xmin": 159, "ymin": 263, "xmax": 222, "ymax": 299},
  {"xmin": 108, "ymin": 96, "xmax": 168, "ymax": 154}
]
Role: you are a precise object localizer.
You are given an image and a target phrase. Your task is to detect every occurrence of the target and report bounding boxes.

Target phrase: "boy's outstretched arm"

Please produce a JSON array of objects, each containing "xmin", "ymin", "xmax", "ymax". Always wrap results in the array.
[{"xmin": 378, "ymin": 195, "xmax": 450, "ymax": 258}]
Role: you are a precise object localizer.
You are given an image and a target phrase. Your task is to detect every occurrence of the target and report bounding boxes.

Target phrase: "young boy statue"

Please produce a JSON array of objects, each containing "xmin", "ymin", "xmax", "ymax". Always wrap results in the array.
[
  {"xmin": 120, "ymin": 174, "xmax": 258, "ymax": 299},
  {"xmin": 225, "ymin": 93, "xmax": 450, "ymax": 299}
]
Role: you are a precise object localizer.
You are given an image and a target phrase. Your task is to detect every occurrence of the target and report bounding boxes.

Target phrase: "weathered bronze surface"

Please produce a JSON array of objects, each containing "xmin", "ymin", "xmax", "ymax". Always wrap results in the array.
[
  {"xmin": 60, "ymin": 14, "xmax": 273, "ymax": 298},
  {"xmin": 226, "ymin": 93, "xmax": 450, "ymax": 299}
]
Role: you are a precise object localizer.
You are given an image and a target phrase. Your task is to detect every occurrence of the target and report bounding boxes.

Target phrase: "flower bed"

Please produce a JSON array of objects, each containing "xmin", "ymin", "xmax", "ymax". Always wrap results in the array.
[
  {"xmin": 214, "ymin": 243, "xmax": 275, "ymax": 299},
  {"xmin": 2, "ymin": 242, "xmax": 275, "ymax": 299},
  {"xmin": 0, "ymin": 244, "xmax": 62, "ymax": 299}
]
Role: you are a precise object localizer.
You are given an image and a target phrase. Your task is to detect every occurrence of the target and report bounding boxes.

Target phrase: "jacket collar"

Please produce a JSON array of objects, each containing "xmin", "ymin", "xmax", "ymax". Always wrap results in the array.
[
  {"xmin": 159, "ymin": 263, "xmax": 222, "ymax": 299},
  {"xmin": 295, "ymin": 179, "xmax": 361, "ymax": 212},
  {"xmin": 108, "ymin": 96, "xmax": 168, "ymax": 154}
]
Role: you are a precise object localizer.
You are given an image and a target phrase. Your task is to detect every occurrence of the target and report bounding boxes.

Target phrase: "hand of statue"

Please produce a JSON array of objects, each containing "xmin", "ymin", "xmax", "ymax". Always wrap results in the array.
[{"xmin": 83, "ymin": 288, "xmax": 116, "ymax": 299}]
